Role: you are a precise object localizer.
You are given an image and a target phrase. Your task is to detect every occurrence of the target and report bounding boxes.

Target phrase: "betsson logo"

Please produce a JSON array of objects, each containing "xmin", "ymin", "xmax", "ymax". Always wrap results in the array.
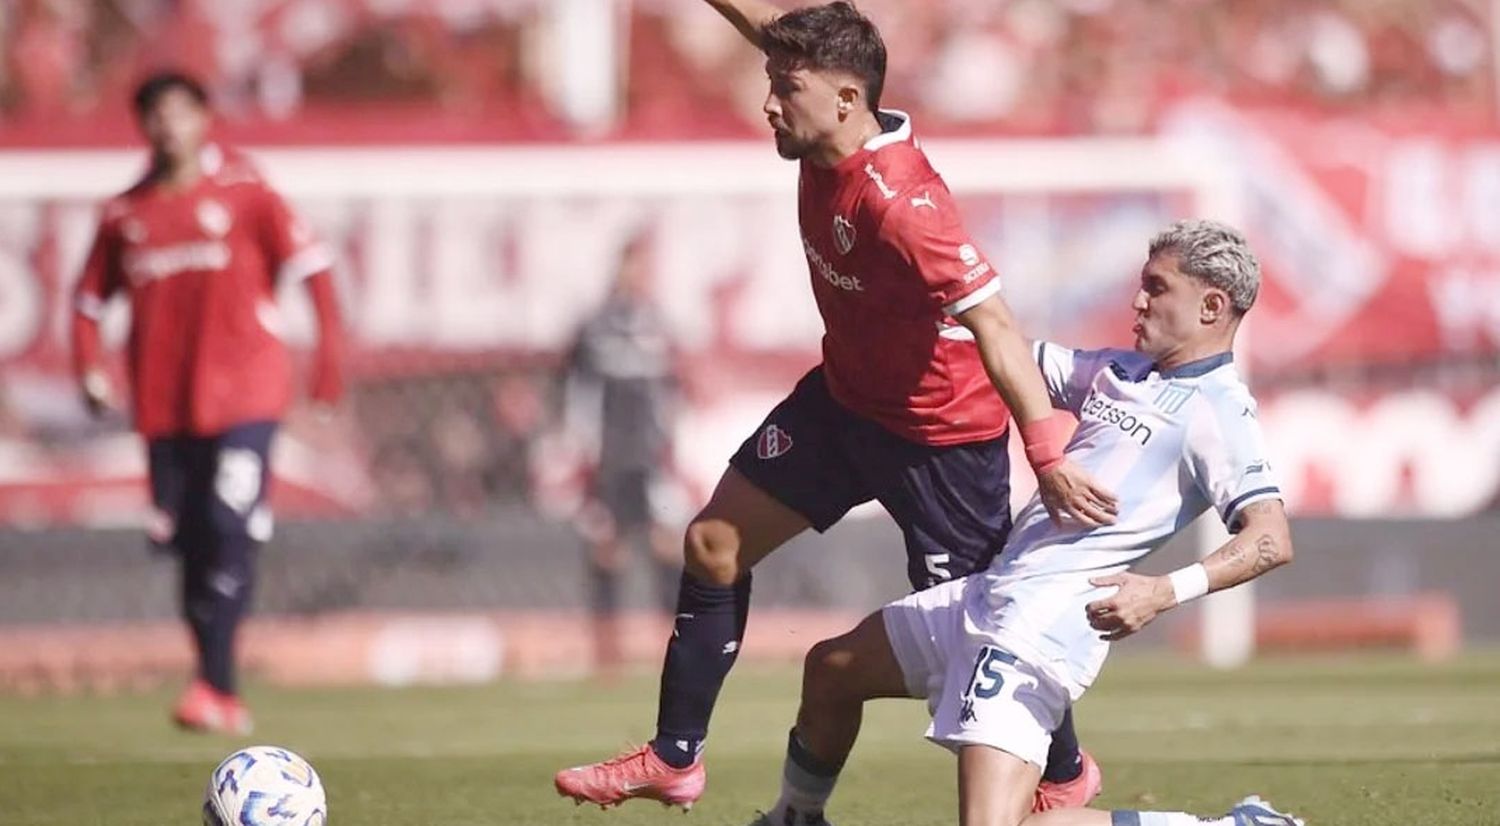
[
  {"xmin": 1080, "ymin": 389, "xmax": 1154, "ymax": 446},
  {"xmin": 802, "ymin": 237, "xmax": 864, "ymax": 292}
]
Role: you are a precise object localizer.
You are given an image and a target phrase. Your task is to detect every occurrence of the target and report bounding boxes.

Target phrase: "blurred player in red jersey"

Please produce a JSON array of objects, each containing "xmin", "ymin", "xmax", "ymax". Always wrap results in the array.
[
  {"xmin": 70, "ymin": 71, "xmax": 344, "ymax": 734},
  {"xmin": 555, "ymin": 1, "xmax": 1116, "ymax": 815}
]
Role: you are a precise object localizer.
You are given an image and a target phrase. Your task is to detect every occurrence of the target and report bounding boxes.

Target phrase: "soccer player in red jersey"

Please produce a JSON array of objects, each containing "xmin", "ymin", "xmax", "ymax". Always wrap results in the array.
[
  {"xmin": 70, "ymin": 71, "xmax": 344, "ymax": 734},
  {"xmin": 553, "ymin": 1, "xmax": 1117, "ymax": 814}
]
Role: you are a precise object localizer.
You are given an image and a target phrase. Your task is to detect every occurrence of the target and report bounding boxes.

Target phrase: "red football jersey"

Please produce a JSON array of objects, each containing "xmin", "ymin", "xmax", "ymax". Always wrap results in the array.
[
  {"xmin": 798, "ymin": 112, "xmax": 1008, "ymax": 445},
  {"xmin": 74, "ymin": 145, "xmax": 333, "ymax": 438}
]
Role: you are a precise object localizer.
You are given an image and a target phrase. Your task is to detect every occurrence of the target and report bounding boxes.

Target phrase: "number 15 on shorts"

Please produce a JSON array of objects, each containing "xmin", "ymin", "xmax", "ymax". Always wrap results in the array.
[
  {"xmin": 941, "ymin": 643, "xmax": 1066, "ymax": 764},
  {"xmin": 965, "ymin": 645, "xmax": 1015, "ymax": 700},
  {"xmin": 957, "ymin": 645, "xmax": 1015, "ymax": 726}
]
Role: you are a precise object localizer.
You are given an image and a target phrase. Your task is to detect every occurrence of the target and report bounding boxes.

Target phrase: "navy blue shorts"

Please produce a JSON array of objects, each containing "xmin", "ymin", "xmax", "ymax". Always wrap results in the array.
[
  {"xmin": 729, "ymin": 368, "xmax": 1012, "ymax": 590},
  {"xmin": 146, "ymin": 420, "xmax": 277, "ymax": 553}
]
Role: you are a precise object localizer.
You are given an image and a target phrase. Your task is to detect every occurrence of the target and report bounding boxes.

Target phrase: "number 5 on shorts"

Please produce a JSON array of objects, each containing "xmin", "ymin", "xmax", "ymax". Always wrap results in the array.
[
  {"xmin": 923, "ymin": 553, "xmax": 950, "ymax": 587},
  {"xmin": 966, "ymin": 645, "xmax": 1016, "ymax": 700}
]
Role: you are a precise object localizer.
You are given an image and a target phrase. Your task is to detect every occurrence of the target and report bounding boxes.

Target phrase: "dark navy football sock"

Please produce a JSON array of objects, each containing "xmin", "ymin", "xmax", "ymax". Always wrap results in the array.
[
  {"xmin": 204, "ymin": 587, "xmax": 250, "ymax": 694},
  {"xmin": 180, "ymin": 532, "xmax": 217, "ymax": 688},
  {"xmin": 1042, "ymin": 706, "xmax": 1084, "ymax": 783},
  {"xmin": 197, "ymin": 537, "xmax": 254, "ymax": 696},
  {"xmin": 651, "ymin": 572, "xmax": 752, "ymax": 768},
  {"xmin": 184, "ymin": 603, "xmax": 213, "ymax": 684}
]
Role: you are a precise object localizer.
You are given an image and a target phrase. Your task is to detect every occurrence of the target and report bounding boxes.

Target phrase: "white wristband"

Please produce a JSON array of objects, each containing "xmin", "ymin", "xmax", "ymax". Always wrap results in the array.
[{"xmin": 1167, "ymin": 563, "xmax": 1210, "ymax": 605}]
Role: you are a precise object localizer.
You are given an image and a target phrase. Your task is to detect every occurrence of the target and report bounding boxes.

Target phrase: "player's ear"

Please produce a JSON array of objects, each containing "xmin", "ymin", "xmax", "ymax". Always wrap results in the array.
[
  {"xmin": 837, "ymin": 84, "xmax": 860, "ymax": 121},
  {"xmin": 1201, "ymin": 289, "xmax": 1228, "ymax": 324}
]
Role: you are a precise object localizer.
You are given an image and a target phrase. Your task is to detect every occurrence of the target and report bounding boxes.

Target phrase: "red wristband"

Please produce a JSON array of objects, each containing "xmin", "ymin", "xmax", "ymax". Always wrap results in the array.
[{"xmin": 1018, "ymin": 414, "xmax": 1072, "ymax": 475}]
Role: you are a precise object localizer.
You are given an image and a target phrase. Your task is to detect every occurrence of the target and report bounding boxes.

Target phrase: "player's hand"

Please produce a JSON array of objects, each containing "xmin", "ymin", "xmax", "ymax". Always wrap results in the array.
[
  {"xmin": 1035, "ymin": 460, "xmax": 1118, "ymax": 527},
  {"xmin": 79, "ymin": 368, "xmax": 116, "ymax": 418},
  {"xmin": 1085, "ymin": 571, "xmax": 1174, "ymax": 641}
]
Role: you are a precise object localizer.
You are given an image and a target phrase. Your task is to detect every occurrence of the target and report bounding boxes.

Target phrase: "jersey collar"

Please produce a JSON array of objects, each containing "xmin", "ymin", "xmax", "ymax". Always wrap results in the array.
[
  {"xmin": 863, "ymin": 109, "xmax": 912, "ymax": 151},
  {"xmin": 1157, "ymin": 351, "xmax": 1234, "ymax": 379},
  {"xmin": 824, "ymin": 109, "xmax": 914, "ymax": 176}
]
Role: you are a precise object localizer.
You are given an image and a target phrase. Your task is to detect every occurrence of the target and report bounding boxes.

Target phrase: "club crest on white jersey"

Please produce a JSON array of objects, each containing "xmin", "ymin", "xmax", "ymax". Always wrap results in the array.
[{"xmin": 1152, "ymin": 381, "xmax": 1197, "ymax": 415}]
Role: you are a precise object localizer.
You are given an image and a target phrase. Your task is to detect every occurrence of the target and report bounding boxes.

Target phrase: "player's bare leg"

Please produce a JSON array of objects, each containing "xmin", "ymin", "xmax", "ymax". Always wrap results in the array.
[
  {"xmin": 1021, "ymin": 795, "xmax": 1305, "ymax": 826},
  {"xmin": 555, "ymin": 467, "xmax": 808, "ymax": 809},
  {"xmin": 959, "ymin": 744, "xmax": 1042, "ymax": 826},
  {"xmin": 748, "ymin": 612, "xmax": 911, "ymax": 825},
  {"xmin": 796, "ymin": 613, "xmax": 911, "ymax": 766},
  {"xmin": 678, "ymin": 466, "xmax": 810, "ymax": 587}
]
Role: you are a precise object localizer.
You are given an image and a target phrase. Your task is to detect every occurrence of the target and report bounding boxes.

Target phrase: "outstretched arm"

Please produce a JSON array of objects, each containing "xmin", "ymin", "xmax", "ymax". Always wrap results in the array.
[
  {"xmin": 702, "ymin": 0, "xmax": 783, "ymax": 49},
  {"xmin": 958, "ymin": 294, "xmax": 1119, "ymax": 527},
  {"xmin": 1085, "ymin": 499, "xmax": 1294, "ymax": 641}
]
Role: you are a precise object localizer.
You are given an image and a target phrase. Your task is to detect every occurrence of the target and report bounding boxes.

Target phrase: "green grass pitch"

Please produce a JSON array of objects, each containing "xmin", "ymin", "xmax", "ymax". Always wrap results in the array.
[{"xmin": 1, "ymin": 653, "xmax": 1496, "ymax": 825}]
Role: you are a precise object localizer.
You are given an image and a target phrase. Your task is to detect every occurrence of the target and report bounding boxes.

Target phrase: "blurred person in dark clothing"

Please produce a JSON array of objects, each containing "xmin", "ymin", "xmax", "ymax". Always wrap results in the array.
[{"xmin": 564, "ymin": 232, "xmax": 685, "ymax": 676}]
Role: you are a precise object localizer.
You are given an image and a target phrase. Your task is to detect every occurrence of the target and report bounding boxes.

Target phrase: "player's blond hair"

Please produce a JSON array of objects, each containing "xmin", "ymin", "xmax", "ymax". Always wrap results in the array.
[{"xmin": 1149, "ymin": 219, "xmax": 1260, "ymax": 315}]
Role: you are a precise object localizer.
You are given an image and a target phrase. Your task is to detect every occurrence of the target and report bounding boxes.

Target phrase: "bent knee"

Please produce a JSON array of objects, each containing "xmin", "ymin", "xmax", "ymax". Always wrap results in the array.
[
  {"xmin": 803, "ymin": 637, "xmax": 861, "ymax": 702},
  {"xmin": 682, "ymin": 519, "xmax": 740, "ymax": 586}
]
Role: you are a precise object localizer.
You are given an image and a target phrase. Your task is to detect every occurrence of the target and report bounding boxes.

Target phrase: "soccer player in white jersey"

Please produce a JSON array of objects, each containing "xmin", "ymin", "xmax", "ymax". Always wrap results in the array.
[{"xmin": 746, "ymin": 220, "xmax": 1304, "ymax": 826}]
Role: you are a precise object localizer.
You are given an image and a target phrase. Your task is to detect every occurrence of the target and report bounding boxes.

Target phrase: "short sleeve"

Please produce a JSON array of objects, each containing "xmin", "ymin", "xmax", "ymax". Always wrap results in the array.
[
  {"xmin": 74, "ymin": 217, "xmax": 123, "ymax": 319},
  {"xmin": 876, "ymin": 184, "xmax": 998, "ymax": 317},
  {"xmin": 1031, "ymin": 341, "xmax": 1119, "ymax": 414},
  {"xmin": 255, "ymin": 184, "xmax": 333, "ymax": 286},
  {"xmin": 1184, "ymin": 395, "xmax": 1282, "ymax": 532}
]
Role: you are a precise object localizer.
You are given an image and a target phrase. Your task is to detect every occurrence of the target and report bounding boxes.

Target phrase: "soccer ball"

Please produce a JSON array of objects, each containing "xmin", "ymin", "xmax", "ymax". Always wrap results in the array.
[{"xmin": 202, "ymin": 745, "xmax": 327, "ymax": 826}]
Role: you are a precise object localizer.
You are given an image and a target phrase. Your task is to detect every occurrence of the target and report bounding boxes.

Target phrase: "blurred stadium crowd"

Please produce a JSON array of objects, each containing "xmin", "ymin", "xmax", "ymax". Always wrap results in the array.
[{"xmin": 0, "ymin": 0, "xmax": 1491, "ymax": 142}]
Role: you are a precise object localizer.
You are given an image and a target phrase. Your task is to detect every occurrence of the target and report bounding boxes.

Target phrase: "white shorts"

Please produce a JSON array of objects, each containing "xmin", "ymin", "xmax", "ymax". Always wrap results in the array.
[{"xmin": 881, "ymin": 576, "xmax": 1071, "ymax": 768}]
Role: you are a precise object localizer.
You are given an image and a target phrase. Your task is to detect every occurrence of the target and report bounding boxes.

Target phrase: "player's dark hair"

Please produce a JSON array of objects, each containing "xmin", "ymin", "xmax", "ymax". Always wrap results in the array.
[
  {"xmin": 762, "ymin": 1, "xmax": 886, "ymax": 112},
  {"xmin": 132, "ymin": 70, "xmax": 209, "ymax": 117}
]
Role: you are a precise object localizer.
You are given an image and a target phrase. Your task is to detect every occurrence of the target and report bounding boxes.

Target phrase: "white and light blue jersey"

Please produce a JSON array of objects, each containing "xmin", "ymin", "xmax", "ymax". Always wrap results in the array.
[{"xmin": 974, "ymin": 342, "xmax": 1281, "ymax": 699}]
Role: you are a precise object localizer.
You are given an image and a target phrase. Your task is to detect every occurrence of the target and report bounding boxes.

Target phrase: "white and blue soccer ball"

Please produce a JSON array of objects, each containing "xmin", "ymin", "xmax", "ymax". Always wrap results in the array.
[{"xmin": 202, "ymin": 745, "xmax": 327, "ymax": 826}]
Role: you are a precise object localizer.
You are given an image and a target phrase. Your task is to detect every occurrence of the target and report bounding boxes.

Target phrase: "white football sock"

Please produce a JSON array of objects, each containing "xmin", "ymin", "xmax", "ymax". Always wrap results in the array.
[
  {"xmin": 769, "ymin": 730, "xmax": 839, "ymax": 821},
  {"xmin": 1130, "ymin": 812, "xmax": 1232, "ymax": 826}
]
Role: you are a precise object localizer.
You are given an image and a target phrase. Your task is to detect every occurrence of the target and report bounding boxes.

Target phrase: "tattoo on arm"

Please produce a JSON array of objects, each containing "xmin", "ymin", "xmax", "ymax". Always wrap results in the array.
[
  {"xmin": 1212, "ymin": 539, "xmax": 1248, "ymax": 578},
  {"xmin": 1217, "ymin": 539, "xmax": 1250, "ymax": 569},
  {"xmin": 1251, "ymin": 534, "xmax": 1279, "ymax": 575},
  {"xmin": 1204, "ymin": 532, "xmax": 1283, "ymax": 586},
  {"xmin": 1198, "ymin": 499, "xmax": 1291, "ymax": 592}
]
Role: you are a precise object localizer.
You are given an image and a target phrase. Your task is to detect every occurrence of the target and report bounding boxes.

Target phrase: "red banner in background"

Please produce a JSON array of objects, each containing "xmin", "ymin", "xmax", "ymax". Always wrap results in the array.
[{"xmin": 1165, "ymin": 102, "xmax": 1500, "ymax": 372}]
